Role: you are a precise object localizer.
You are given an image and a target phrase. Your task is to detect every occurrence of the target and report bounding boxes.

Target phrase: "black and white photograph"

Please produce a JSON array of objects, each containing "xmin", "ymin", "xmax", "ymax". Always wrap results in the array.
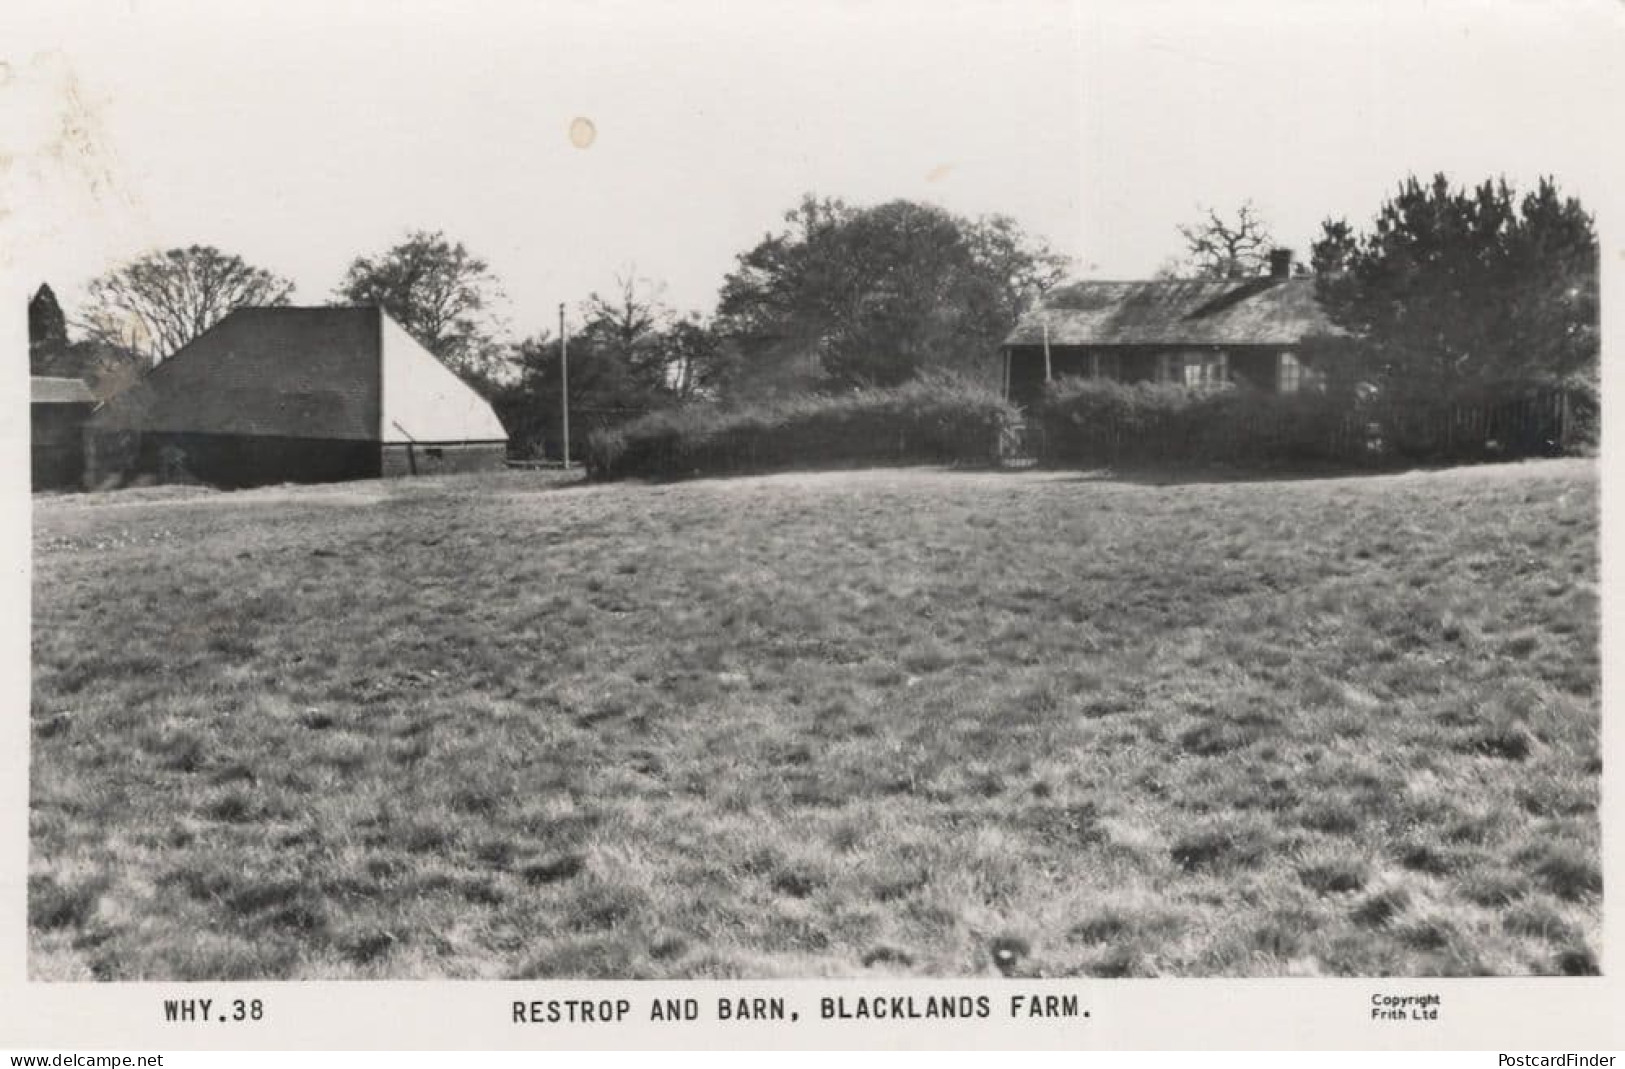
[{"xmin": 4, "ymin": 0, "xmax": 1620, "ymax": 1050}]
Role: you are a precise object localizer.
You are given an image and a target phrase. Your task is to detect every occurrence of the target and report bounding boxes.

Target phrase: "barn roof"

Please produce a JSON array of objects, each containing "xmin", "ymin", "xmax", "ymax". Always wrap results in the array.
[
  {"xmin": 90, "ymin": 307, "xmax": 507, "ymax": 444},
  {"xmin": 1004, "ymin": 277, "xmax": 1342, "ymax": 348},
  {"xmin": 31, "ymin": 376, "xmax": 95, "ymax": 404},
  {"xmin": 92, "ymin": 307, "xmax": 381, "ymax": 439}
]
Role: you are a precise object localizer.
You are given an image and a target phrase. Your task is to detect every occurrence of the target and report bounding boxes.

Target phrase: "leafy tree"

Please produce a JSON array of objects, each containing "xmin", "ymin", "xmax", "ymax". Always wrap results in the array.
[
  {"xmin": 715, "ymin": 195, "xmax": 1067, "ymax": 393},
  {"xmin": 1311, "ymin": 174, "xmax": 1598, "ymax": 394},
  {"xmin": 81, "ymin": 246, "xmax": 294, "ymax": 362},
  {"xmin": 577, "ymin": 272, "xmax": 680, "ymax": 397},
  {"xmin": 28, "ymin": 283, "xmax": 70, "ymax": 374},
  {"xmin": 335, "ymin": 230, "xmax": 510, "ymax": 386},
  {"xmin": 1171, "ymin": 201, "xmax": 1275, "ymax": 280},
  {"xmin": 662, "ymin": 314, "xmax": 735, "ymax": 401},
  {"xmin": 1308, "ymin": 218, "xmax": 1356, "ymax": 277},
  {"xmin": 494, "ymin": 275, "xmax": 733, "ymax": 459},
  {"xmin": 495, "ymin": 330, "xmax": 646, "ymax": 461},
  {"xmin": 491, "ymin": 332, "xmax": 567, "ymax": 460},
  {"xmin": 714, "ymin": 195, "xmax": 855, "ymax": 396},
  {"xmin": 27, "ymin": 281, "xmax": 150, "ymax": 399},
  {"xmin": 574, "ymin": 271, "xmax": 734, "ymax": 402}
]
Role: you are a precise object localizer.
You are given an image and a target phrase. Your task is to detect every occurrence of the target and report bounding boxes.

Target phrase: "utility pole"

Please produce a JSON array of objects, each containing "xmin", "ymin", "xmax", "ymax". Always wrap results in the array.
[{"xmin": 559, "ymin": 302, "xmax": 571, "ymax": 468}]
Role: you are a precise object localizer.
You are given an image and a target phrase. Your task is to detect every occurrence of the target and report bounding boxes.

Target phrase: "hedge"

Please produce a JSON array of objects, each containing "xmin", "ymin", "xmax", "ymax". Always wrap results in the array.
[
  {"xmin": 584, "ymin": 374, "xmax": 1020, "ymax": 480},
  {"xmin": 1031, "ymin": 378, "xmax": 1590, "ymax": 468},
  {"xmin": 1031, "ymin": 380, "xmax": 1362, "ymax": 466}
]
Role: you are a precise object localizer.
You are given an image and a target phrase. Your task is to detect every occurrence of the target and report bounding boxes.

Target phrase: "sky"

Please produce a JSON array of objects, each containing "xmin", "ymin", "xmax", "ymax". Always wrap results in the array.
[{"xmin": 3, "ymin": 0, "xmax": 1621, "ymax": 343}]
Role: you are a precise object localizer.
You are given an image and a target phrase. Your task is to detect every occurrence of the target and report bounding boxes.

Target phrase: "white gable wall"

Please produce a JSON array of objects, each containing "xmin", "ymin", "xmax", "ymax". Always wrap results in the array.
[{"xmin": 378, "ymin": 313, "xmax": 508, "ymax": 443}]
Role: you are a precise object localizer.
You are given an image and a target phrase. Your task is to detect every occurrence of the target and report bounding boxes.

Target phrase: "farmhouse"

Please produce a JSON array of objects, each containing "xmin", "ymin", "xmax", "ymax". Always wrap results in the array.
[
  {"xmin": 87, "ymin": 306, "xmax": 508, "ymax": 488},
  {"xmin": 31, "ymin": 376, "xmax": 96, "ymax": 490},
  {"xmin": 1001, "ymin": 250, "xmax": 1341, "ymax": 408}
]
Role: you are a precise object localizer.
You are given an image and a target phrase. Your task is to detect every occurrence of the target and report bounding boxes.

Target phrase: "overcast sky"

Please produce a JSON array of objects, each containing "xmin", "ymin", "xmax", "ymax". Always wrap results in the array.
[{"xmin": 4, "ymin": 0, "xmax": 1620, "ymax": 341}]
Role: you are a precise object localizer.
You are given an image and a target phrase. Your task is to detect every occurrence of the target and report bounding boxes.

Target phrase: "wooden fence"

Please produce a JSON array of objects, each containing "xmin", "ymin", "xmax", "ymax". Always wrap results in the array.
[{"xmin": 1376, "ymin": 388, "xmax": 1579, "ymax": 461}]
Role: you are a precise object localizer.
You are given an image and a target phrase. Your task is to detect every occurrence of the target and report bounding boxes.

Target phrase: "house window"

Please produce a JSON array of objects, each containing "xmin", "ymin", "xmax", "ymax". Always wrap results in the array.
[
  {"xmin": 1277, "ymin": 351, "xmax": 1324, "ymax": 393},
  {"xmin": 1188, "ymin": 351, "xmax": 1228, "ymax": 387},
  {"xmin": 1278, "ymin": 351, "xmax": 1302, "ymax": 393},
  {"xmin": 1160, "ymin": 350, "xmax": 1228, "ymax": 388}
]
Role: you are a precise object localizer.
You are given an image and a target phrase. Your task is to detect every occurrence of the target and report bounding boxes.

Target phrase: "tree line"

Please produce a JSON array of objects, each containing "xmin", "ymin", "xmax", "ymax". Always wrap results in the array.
[
  {"xmin": 29, "ymin": 196, "xmax": 1066, "ymax": 458},
  {"xmin": 29, "ymin": 174, "xmax": 1598, "ymax": 458},
  {"xmin": 1308, "ymin": 175, "xmax": 1598, "ymax": 400},
  {"xmin": 1157, "ymin": 177, "xmax": 1597, "ymax": 404}
]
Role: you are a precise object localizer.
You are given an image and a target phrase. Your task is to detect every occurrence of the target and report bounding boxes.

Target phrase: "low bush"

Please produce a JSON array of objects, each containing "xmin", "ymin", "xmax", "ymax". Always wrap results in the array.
[
  {"xmin": 584, "ymin": 373, "xmax": 1019, "ymax": 480},
  {"xmin": 1032, "ymin": 377, "xmax": 1589, "ymax": 468},
  {"xmin": 1033, "ymin": 379, "xmax": 1361, "ymax": 467}
]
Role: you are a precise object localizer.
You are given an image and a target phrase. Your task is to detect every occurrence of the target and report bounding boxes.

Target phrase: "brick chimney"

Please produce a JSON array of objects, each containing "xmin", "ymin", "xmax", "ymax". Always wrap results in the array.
[{"xmin": 1268, "ymin": 247, "xmax": 1294, "ymax": 280}]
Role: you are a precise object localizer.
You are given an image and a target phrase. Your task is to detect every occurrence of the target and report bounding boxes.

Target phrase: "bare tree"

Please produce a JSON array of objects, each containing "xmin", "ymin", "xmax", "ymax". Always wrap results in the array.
[
  {"xmin": 81, "ymin": 246, "xmax": 295, "ymax": 362},
  {"xmin": 1174, "ymin": 201, "xmax": 1275, "ymax": 280}
]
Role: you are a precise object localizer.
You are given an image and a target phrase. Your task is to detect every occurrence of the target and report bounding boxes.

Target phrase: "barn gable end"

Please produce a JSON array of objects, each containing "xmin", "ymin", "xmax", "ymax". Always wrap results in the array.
[{"xmin": 378, "ymin": 313, "xmax": 508, "ymax": 444}]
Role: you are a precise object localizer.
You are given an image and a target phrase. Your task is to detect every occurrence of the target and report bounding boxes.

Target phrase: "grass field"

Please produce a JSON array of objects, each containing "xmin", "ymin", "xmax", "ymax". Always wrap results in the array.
[{"xmin": 29, "ymin": 460, "xmax": 1601, "ymax": 979}]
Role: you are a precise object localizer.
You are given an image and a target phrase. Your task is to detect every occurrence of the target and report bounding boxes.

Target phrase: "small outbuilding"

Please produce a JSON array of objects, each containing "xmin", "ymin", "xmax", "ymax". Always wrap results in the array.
[
  {"xmin": 1001, "ymin": 250, "xmax": 1342, "ymax": 408},
  {"xmin": 88, "ymin": 306, "xmax": 509, "ymax": 488},
  {"xmin": 31, "ymin": 376, "xmax": 96, "ymax": 490}
]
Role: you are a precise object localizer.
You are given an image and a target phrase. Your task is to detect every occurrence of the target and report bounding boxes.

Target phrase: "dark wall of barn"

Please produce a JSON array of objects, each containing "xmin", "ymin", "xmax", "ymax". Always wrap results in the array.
[
  {"xmin": 379, "ymin": 442, "xmax": 508, "ymax": 478},
  {"xmin": 91, "ymin": 432, "xmax": 382, "ymax": 489},
  {"xmin": 31, "ymin": 404, "xmax": 92, "ymax": 490}
]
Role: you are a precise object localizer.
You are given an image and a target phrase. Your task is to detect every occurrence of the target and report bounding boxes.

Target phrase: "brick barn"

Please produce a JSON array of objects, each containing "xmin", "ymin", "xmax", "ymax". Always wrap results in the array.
[
  {"xmin": 87, "ymin": 306, "xmax": 508, "ymax": 488},
  {"xmin": 30, "ymin": 376, "xmax": 96, "ymax": 490},
  {"xmin": 1001, "ymin": 250, "xmax": 1341, "ymax": 408}
]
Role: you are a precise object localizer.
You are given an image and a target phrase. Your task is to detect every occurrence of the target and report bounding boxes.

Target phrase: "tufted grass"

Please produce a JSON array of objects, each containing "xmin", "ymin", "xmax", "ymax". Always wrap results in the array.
[{"xmin": 29, "ymin": 459, "xmax": 1600, "ymax": 978}]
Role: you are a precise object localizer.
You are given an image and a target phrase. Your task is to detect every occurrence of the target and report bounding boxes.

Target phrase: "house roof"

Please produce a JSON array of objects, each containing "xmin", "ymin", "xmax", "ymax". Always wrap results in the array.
[
  {"xmin": 1004, "ymin": 277, "xmax": 1342, "ymax": 349},
  {"xmin": 90, "ymin": 306, "xmax": 507, "ymax": 443},
  {"xmin": 31, "ymin": 376, "xmax": 95, "ymax": 404}
]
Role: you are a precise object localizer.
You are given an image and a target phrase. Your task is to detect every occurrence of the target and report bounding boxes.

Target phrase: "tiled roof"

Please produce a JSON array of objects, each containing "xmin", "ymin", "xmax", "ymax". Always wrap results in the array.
[
  {"xmin": 1005, "ymin": 277, "xmax": 1342, "ymax": 348},
  {"xmin": 92, "ymin": 307, "xmax": 384, "ymax": 440}
]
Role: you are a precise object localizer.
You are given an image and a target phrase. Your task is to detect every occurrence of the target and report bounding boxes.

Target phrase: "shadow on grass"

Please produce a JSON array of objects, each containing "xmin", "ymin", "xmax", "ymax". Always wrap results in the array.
[
  {"xmin": 1029, "ymin": 459, "xmax": 1517, "ymax": 488},
  {"xmin": 572, "ymin": 455, "xmax": 1588, "ymax": 490},
  {"xmin": 487, "ymin": 469, "xmax": 594, "ymax": 494},
  {"xmin": 579, "ymin": 459, "xmax": 1009, "ymax": 488},
  {"xmin": 54, "ymin": 467, "xmax": 596, "ymax": 507}
]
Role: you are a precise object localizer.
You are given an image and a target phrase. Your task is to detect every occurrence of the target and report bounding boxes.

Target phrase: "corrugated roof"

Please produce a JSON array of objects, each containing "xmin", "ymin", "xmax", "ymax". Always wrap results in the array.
[
  {"xmin": 1004, "ymin": 277, "xmax": 1342, "ymax": 348},
  {"xmin": 31, "ymin": 376, "xmax": 95, "ymax": 404}
]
